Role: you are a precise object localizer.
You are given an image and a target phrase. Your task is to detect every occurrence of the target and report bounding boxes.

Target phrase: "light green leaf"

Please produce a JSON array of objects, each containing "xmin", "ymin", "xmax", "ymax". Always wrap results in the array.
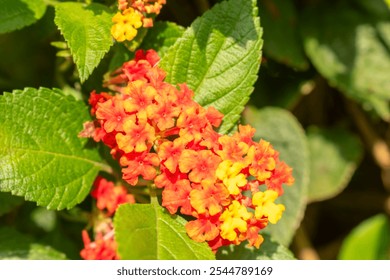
[
  {"xmin": 217, "ymin": 234, "xmax": 295, "ymax": 260},
  {"xmin": 114, "ymin": 203, "xmax": 215, "ymax": 260},
  {"xmin": 141, "ymin": 21, "xmax": 185, "ymax": 58},
  {"xmin": 307, "ymin": 127, "xmax": 363, "ymax": 202},
  {"xmin": 301, "ymin": 1, "xmax": 390, "ymax": 120},
  {"xmin": 160, "ymin": 0, "xmax": 263, "ymax": 134},
  {"xmin": 0, "ymin": 0, "xmax": 47, "ymax": 34},
  {"xmin": 258, "ymin": 0, "xmax": 308, "ymax": 70},
  {"xmin": 0, "ymin": 87, "xmax": 106, "ymax": 210},
  {"xmin": 0, "ymin": 192, "xmax": 24, "ymax": 216},
  {"xmin": 338, "ymin": 214, "xmax": 390, "ymax": 260},
  {"xmin": 243, "ymin": 107, "xmax": 309, "ymax": 246},
  {"xmin": 54, "ymin": 2, "xmax": 114, "ymax": 83},
  {"xmin": 0, "ymin": 227, "xmax": 67, "ymax": 260}
]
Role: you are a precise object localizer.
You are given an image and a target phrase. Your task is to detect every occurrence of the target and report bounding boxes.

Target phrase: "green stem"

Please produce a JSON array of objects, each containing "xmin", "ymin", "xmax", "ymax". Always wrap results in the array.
[{"xmin": 149, "ymin": 184, "xmax": 159, "ymax": 206}]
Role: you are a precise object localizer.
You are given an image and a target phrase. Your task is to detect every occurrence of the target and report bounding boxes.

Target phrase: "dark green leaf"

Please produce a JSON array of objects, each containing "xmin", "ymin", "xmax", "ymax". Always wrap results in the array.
[
  {"xmin": 307, "ymin": 127, "xmax": 363, "ymax": 202},
  {"xmin": 338, "ymin": 214, "xmax": 390, "ymax": 260},
  {"xmin": 0, "ymin": 192, "xmax": 24, "ymax": 216},
  {"xmin": 301, "ymin": 1, "xmax": 390, "ymax": 120},
  {"xmin": 140, "ymin": 21, "xmax": 185, "ymax": 58},
  {"xmin": 0, "ymin": 227, "xmax": 66, "ymax": 259},
  {"xmin": 258, "ymin": 0, "xmax": 308, "ymax": 70},
  {"xmin": 114, "ymin": 203, "xmax": 215, "ymax": 260},
  {"xmin": 217, "ymin": 234, "xmax": 295, "ymax": 260},
  {"xmin": 54, "ymin": 2, "xmax": 114, "ymax": 82},
  {"xmin": 0, "ymin": 0, "xmax": 47, "ymax": 34},
  {"xmin": 243, "ymin": 106, "xmax": 309, "ymax": 246},
  {"xmin": 0, "ymin": 87, "xmax": 106, "ymax": 210},
  {"xmin": 160, "ymin": 0, "xmax": 263, "ymax": 134}
]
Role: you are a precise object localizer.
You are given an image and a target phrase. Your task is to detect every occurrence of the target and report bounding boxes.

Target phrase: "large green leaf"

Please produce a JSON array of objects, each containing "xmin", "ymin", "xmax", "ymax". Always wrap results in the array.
[
  {"xmin": 0, "ymin": 192, "xmax": 24, "ymax": 216},
  {"xmin": 307, "ymin": 127, "xmax": 363, "ymax": 202},
  {"xmin": 114, "ymin": 203, "xmax": 215, "ymax": 260},
  {"xmin": 217, "ymin": 234, "xmax": 295, "ymax": 260},
  {"xmin": 54, "ymin": 2, "xmax": 114, "ymax": 83},
  {"xmin": 0, "ymin": 227, "xmax": 66, "ymax": 260},
  {"xmin": 243, "ymin": 107, "xmax": 309, "ymax": 246},
  {"xmin": 0, "ymin": 0, "xmax": 47, "ymax": 34},
  {"xmin": 258, "ymin": 0, "xmax": 308, "ymax": 70},
  {"xmin": 0, "ymin": 87, "xmax": 106, "ymax": 210},
  {"xmin": 160, "ymin": 0, "xmax": 263, "ymax": 134},
  {"xmin": 338, "ymin": 214, "xmax": 390, "ymax": 260},
  {"xmin": 301, "ymin": 1, "xmax": 390, "ymax": 120}
]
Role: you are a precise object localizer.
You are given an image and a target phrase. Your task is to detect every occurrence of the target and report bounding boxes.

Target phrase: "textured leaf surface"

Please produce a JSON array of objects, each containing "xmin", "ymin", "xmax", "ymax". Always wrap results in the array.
[
  {"xmin": 0, "ymin": 192, "xmax": 24, "ymax": 216},
  {"xmin": 114, "ymin": 203, "xmax": 215, "ymax": 260},
  {"xmin": 0, "ymin": 0, "xmax": 47, "ymax": 34},
  {"xmin": 301, "ymin": 1, "xmax": 390, "ymax": 120},
  {"xmin": 160, "ymin": 0, "xmax": 263, "ymax": 133},
  {"xmin": 0, "ymin": 227, "xmax": 66, "ymax": 260},
  {"xmin": 0, "ymin": 87, "xmax": 105, "ymax": 210},
  {"xmin": 307, "ymin": 127, "xmax": 363, "ymax": 202},
  {"xmin": 54, "ymin": 2, "xmax": 114, "ymax": 82},
  {"xmin": 217, "ymin": 234, "xmax": 295, "ymax": 260},
  {"xmin": 338, "ymin": 214, "xmax": 390, "ymax": 260},
  {"xmin": 258, "ymin": 0, "xmax": 308, "ymax": 70},
  {"xmin": 243, "ymin": 107, "xmax": 309, "ymax": 246},
  {"xmin": 141, "ymin": 21, "xmax": 185, "ymax": 58}
]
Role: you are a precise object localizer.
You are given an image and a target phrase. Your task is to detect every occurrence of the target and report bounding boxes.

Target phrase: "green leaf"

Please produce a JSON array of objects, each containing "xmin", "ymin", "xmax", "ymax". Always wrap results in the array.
[
  {"xmin": 0, "ymin": 192, "xmax": 24, "ymax": 216},
  {"xmin": 217, "ymin": 234, "xmax": 295, "ymax": 260},
  {"xmin": 160, "ymin": 0, "xmax": 263, "ymax": 134},
  {"xmin": 258, "ymin": 0, "xmax": 308, "ymax": 70},
  {"xmin": 338, "ymin": 214, "xmax": 390, "ymax": 260},
  {"xmin": 54, "ymin": 2, "xmax": 114, "ymax": 83},
  {"xmin": 114, "ymin": 203, "xmax": 215, "ymax": 260},
  {"xmin": 141, "ymin": 21, "xmax": 185, "ymax": 58},
  {"xmin": 0, "ymin": 87, "xmax": 106, "ymax": 210},
  {"xmin": 0, "ymin": 227, "xmax": 67, "ymax": 259},
  {"xmin": 307, "ymin": 127, "xmax": 363, "ymax": 202},
  {"xmin": 0, "ymin": 0, "xmax": 47, "ymax": 34},
  {"xmin": 301, "ymin": 1, "xmax": 390, "ymax": 120},
  {"xmin": 243, "ymin": 106, "xmax": 309, "ymax": 246}
]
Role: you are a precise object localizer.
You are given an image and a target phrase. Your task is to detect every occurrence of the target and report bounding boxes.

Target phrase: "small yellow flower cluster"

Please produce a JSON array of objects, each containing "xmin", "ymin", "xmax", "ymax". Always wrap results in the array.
[{"xmin": 111, "ymin": 0, "xmax": 166, "ymax": 42}]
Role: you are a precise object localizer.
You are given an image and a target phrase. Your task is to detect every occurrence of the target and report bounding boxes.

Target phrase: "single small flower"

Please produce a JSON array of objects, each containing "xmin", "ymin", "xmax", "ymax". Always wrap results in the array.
[
  {"xmin": 91, "ymin": 176, "xmax": 135, "ymax": 216},
  {"xmin": 219, "ymin": 200, "xmax": 253, "ymax": 242},
  {"xmin": 216, "ymin": 160, "xmax": 248, "ymax": 195},
  {"xmin": 252, "ymin": 190, "xmax": 285, "ymax": 224}
]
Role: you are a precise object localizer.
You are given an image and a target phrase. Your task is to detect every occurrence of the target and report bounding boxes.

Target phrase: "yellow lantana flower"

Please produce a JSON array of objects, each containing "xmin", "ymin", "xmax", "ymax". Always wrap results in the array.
[{"xmin": 111, "ymin": 8, "xmax": 142, "ymax": 42}]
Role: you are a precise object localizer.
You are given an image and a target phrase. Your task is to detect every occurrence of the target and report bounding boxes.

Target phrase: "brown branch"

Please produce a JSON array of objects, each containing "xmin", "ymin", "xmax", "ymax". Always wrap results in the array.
[{"xmin": 346, "ymin": 100, "xmax": 390, "ymax": 191}]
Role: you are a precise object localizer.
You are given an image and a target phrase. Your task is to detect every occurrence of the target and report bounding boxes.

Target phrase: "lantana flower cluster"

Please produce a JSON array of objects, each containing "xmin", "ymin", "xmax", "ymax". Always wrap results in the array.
[
  {"xmin": 83, "ymin": 49, "xmax": 294, "ymax": 252},
  {"xmin": 111, "ymin": 0, "xmax": 166, "ymax": 42},
  {"xmin": 80, "ymin": 177, "xmax": 135, "ymax": 259}
]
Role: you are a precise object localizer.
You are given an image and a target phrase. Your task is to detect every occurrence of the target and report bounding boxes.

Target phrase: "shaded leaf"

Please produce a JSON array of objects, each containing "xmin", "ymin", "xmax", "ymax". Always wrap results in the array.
[
  {"xmin": 301, "ymin": 1, "xmax": 390, "ymax": 120},
  {"xmin": 307, "ymin": 127, "xmax": 363, "ymax": 202},
  {"xmin": 114, "ymin": 203, "xmax": 215, "ymax": 260},
  {"xmin": 0, "ymin": 192, "xmax": 24, "ymax": 216},
  {"xmin": 54, "ymin": 2, "xmax": 114, "ymax": 82},
  {"xmin": 160, "ymin": 0, "xmax": 263, "ymax": 134},
  {"xmin": 243, "ymin": 106, "xmax": 309, "ymax": 246},
  {"xmin": 338, "ymin": 214, "xmax": 390, "ymax": 260},
  {"xmin": 217, "ymin": 234, "xmax": 295, "ymax": 260},
  {"xmin": 140, "ymin": 21, "xmax": 185, "ymax": 58},
  {"xmin": 0, "ymin": 87, "xmax": 106, "ymax": 210},
  {"xmin": 0, "ymin": 227, "xmax": 66, "ymax": 259},
  {"xmin": 0, "ymin": 0, "xmax": 47, "ymax": 34},
  {"xmin": 258, "ymin": 0, "xmax": 308, "ymax": 70}
]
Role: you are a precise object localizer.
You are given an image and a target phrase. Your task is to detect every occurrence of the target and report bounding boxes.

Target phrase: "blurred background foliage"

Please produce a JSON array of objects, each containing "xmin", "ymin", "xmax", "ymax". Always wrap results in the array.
[{"xmin": 1, "ymin": 0, "xmax": 390, "ymax": 259}]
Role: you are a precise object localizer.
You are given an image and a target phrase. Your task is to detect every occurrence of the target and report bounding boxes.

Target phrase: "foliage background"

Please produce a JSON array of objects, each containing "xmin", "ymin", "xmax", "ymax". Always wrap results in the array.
[{"xmin": 1, "ymin": 0, "xmax": 390, "ymax": 260}]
